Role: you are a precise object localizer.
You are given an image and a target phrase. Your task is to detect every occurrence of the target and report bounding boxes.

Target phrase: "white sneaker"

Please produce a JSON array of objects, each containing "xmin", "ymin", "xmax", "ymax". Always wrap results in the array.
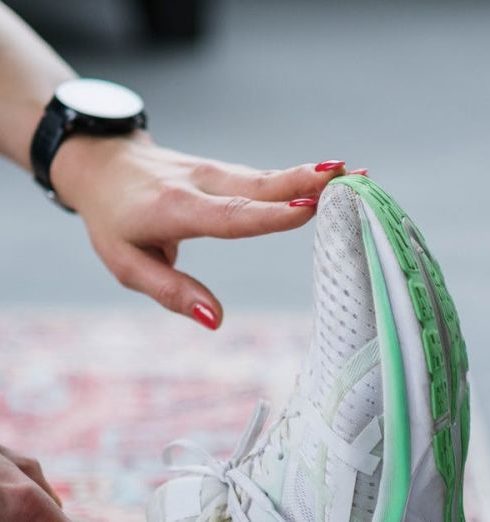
[{"xmin": 147, "ymin": 175, "xmax": 469, "ymax": 522}]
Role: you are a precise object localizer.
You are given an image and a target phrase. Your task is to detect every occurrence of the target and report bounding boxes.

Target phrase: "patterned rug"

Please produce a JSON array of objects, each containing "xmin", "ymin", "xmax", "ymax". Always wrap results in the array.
[{"xmin": 0, "ymin": 310, "xmax": 486, "ymax": 521}]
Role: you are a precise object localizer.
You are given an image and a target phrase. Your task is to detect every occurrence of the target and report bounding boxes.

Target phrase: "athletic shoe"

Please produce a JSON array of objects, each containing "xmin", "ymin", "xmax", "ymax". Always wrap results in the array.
[{"xmin": 147, "ymin": 174, "xmax": 469, "ymax": 522}]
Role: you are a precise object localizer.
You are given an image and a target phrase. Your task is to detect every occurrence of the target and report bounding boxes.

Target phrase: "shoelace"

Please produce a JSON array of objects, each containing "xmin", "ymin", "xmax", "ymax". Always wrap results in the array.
[{"xmin": 162, "ymin": 400, "xmax": 286, "ymax": 522}]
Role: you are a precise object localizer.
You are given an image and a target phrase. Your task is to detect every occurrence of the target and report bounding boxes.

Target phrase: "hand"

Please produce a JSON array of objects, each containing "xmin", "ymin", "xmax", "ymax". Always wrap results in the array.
[
  {"xmin": 0, "ymin": 445, "xmax": 69, "ymax": 521},
  {"xmin": 51, "ymin": 132, "xmax": 345, "ymax": 329}
]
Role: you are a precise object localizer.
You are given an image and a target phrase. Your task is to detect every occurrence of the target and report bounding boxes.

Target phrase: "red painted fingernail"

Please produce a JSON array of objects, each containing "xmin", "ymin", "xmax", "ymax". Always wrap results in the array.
[
  {"xmin": 350, "ymin": 168, "xmax": 368, "ymax": 176},
  {"xmin": 314, "ymin": 160, "xmax": 345, "ymax": 172},
  {"xmin": 289, "ymin": 197, "xmax": 318, "ymax": 207},
  {"xmin": 192, "ymin": 303, "xmax": 218, "ymax": 330}
]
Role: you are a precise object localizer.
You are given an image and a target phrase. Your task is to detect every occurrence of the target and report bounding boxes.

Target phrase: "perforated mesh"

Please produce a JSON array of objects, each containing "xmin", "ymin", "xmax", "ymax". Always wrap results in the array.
[
  {"xmin": 303, "ymin": 184, "xmax": 382, "ymax": 521},
  {"xmin": 249, "ymin": 184, "xmax": 384, "ymax": 521},
  {"xmin": 333, "ymin": 366, "xmax": 382, "ymax": 443},
  {"xmin": 350, "ymin": 438, "xmax": 383, "ymax": 520},
  {"xmin": 294, "ymin": 465, "xmax": 316, "ymax": 522},
  {"xmin": 281, "ymin": 458, "xmax": 316, "ymax": 522}
]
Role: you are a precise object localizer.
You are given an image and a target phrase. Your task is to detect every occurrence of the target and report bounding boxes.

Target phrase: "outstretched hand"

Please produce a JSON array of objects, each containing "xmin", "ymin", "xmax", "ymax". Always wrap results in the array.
[{"xmin": 51, "ymin": 132, "xmax": 345, "ymax": 329}]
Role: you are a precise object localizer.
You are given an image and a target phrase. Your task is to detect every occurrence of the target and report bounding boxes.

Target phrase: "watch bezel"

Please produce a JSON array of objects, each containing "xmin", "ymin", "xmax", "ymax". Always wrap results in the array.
[
  {"xmin": 49, "ymin": 97, "xmax": 147, "ymax": 135},
  {"xmin": 54, "ymin": 78, "xmax": 145, "ymax": 120}
]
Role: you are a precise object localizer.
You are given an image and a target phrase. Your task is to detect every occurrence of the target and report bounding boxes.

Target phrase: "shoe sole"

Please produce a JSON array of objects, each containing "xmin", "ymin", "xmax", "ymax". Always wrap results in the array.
[{"xmin": 330, "ymin": 175, "xmax": 469, "ymax": 522}]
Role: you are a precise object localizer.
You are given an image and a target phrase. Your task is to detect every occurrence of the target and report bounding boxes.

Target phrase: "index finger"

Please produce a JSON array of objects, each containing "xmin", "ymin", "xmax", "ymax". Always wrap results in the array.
[{"xmin": 194, "ymin": 161, "xmax": 346, "ymax": 202}]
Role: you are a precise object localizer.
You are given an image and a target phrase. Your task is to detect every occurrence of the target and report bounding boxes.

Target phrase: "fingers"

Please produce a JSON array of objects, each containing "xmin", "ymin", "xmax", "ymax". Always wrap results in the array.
[
  {"xmin": 0, "ymin": 446, "xmax": 62, "ymax": 508},
  {"xmin": 176, "ymin": 194, "xmax": 317, "ymax": 239},
  {"xmin": 191, "ymin": 160, "xmax": 345, "ymax": 202},
  {"xmin": 0, "ymin": 454, "xmax": 68, "ymax": 522},
  {"xmin": 15, "ymin": 458, "xmax": 62, "ymax": 508},
  {"xmin": 111, "ymin": 245, "xmax": 222, "ymax": 329}
]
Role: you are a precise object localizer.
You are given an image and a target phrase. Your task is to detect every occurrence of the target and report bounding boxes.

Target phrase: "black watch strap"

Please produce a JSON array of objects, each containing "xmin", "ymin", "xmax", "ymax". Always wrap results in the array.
[
  {"xmin": 30, "ymin": 94, "xmax": 147, "ymax": 213},
  {"xmin": 30, "ymin": 102, "xmax": 72, "ymax": 194}
]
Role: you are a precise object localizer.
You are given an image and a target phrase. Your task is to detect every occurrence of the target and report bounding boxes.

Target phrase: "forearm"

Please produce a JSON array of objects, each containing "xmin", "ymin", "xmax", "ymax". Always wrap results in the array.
[{"xmin": 0, "ymin": 1, "xmax": 75, "ymax": 170}]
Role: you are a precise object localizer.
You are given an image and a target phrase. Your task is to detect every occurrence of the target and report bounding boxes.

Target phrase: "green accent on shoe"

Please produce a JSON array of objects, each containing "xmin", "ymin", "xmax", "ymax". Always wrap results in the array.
[
  {"xmin": 359, "ymin": 207, "xmax": 411, "ymax": 522},
  {"xmin": 459, "ymin": 388, "xmax": 471, "ymax": 519},
  {"xmin": 331, "ymin": 175, "xmax": 469, "ymax": 522}
]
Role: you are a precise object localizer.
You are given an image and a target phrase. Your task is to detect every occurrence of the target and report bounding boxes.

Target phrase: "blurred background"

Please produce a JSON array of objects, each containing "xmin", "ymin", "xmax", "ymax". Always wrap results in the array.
[
  {"xmin": 1, "ymin": 0, "xmax": 489, "ymax": 427},
  {"xmin": 1, "ymin": 1, "xmax": 490, "ymax": 518}
]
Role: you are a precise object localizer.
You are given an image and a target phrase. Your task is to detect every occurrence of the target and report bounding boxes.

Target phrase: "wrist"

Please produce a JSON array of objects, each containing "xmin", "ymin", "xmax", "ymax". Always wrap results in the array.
[
  {"xmin": 50, "ymin": 130, "xmax": 151, "ymax": 213},
  {"xmin": 50, "ymin": 134, "xmax": 113, "ymax": 213}
]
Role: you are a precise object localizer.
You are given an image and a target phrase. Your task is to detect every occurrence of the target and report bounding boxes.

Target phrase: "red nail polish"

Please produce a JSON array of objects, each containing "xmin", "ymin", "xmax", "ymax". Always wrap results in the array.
[
  {"xmin": 350, "ymin": 168, "xmax": 368, "ymax": 176},
  {"xmin": 314, "ymin": 160, "xmax": 345, "ymax": 173},
  {"xmin": 192, "ymin": 303, "xmax": 218, "ymax": 330},
  {"xmin": 289, "ymin": 197, "xmax": 318, "ymax": 207}
]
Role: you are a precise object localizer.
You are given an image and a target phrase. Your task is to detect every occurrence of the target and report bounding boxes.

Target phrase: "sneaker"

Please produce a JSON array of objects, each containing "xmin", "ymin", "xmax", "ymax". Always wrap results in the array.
[{"xmin": 147, "ymin": 174, "xmax": 469, "ymax": 522}]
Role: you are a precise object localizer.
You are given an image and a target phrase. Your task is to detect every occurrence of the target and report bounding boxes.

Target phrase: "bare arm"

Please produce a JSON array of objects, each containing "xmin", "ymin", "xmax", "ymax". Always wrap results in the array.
[{"xmin": 0, "ymin": 1, "xmax": 75, "ymax": 168}]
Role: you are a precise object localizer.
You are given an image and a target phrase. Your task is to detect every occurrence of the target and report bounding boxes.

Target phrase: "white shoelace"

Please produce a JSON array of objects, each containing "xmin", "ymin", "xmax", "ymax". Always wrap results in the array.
[{"xmin": 162, "ymin": 400, "xmax": 286, "ymax": 522}]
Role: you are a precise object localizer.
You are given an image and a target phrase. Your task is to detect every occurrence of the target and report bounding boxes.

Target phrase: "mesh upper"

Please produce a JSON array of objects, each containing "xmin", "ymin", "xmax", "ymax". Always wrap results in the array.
[
  {"xmin": 243, "ymin": 184, "xmax": 384, "ymax": 522},
  {"xmin": 298, "ymin": 183, "xmax": 383, "ymax": 521},
  {"xmin": 282, "ymin": 465, "xmax": 316, "ymax": 522}
]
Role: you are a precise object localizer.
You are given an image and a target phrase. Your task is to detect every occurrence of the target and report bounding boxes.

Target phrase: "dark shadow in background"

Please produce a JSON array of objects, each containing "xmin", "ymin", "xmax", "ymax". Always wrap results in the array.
[
  {"xmin": 5, "ymin": 0, "xmax": 218, "ymax": 53},
  {"xmin": 6, "ymin": 0, "xmax": 487, "ymax": 56}
]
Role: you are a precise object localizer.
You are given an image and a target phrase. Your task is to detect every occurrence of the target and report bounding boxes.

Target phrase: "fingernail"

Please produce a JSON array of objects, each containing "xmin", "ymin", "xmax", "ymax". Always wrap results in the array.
[
  {"xmin": 289, "ymin": 197, "xmax": 318, "ymax": 207},
  {"xmin": 314, "ymin": 160, "xmax": 345, "ymax": 173},
  {"xmin": 350, "ymin": 168, "xmax": 368, "ymax": 176},
  {"xmin": 192, "ymin": 303, "xmax": 218, "ymax": 330}
]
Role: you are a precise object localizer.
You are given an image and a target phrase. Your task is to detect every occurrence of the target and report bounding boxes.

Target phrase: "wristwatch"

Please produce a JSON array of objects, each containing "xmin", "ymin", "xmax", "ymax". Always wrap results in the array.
[{"xmin": 30, "ymin": 78, "xmax": 147, "ymax": 211}]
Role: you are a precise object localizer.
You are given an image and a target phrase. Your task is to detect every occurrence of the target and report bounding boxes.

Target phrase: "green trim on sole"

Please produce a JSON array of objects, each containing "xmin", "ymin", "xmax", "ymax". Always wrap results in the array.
[
  {"xmin": 330, "ymin": 175, "xmax": 469, "ymax": 522},
  {"xmin": 359, "ymin": 207, "xmax": 411, "ymax": 522}
]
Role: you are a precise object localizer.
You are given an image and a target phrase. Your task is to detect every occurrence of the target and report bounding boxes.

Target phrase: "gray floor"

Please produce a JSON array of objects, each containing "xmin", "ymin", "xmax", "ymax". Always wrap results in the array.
[{"xmin": 1, "ymin": 0, "xmax": 490, "ymax": 417}]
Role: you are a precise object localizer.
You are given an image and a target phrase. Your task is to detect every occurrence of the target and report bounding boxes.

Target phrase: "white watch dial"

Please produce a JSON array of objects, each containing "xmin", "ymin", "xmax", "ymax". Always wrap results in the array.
[{"xmin": 55, "ymin": 78, "xmax": 144, "ymax": 119}]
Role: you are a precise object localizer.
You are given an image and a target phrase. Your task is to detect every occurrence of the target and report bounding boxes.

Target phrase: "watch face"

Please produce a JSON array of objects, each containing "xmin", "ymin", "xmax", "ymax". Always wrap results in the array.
[{"xmin": 55, "ymin": 79, "xmax": 144, "ymax": 119}]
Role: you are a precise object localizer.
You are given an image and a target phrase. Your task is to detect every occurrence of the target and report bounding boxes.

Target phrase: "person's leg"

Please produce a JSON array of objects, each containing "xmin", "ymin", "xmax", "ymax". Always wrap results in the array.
[{"xmin": 147, "ymin": 175, "xmax": 469, "ymax": 522}]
